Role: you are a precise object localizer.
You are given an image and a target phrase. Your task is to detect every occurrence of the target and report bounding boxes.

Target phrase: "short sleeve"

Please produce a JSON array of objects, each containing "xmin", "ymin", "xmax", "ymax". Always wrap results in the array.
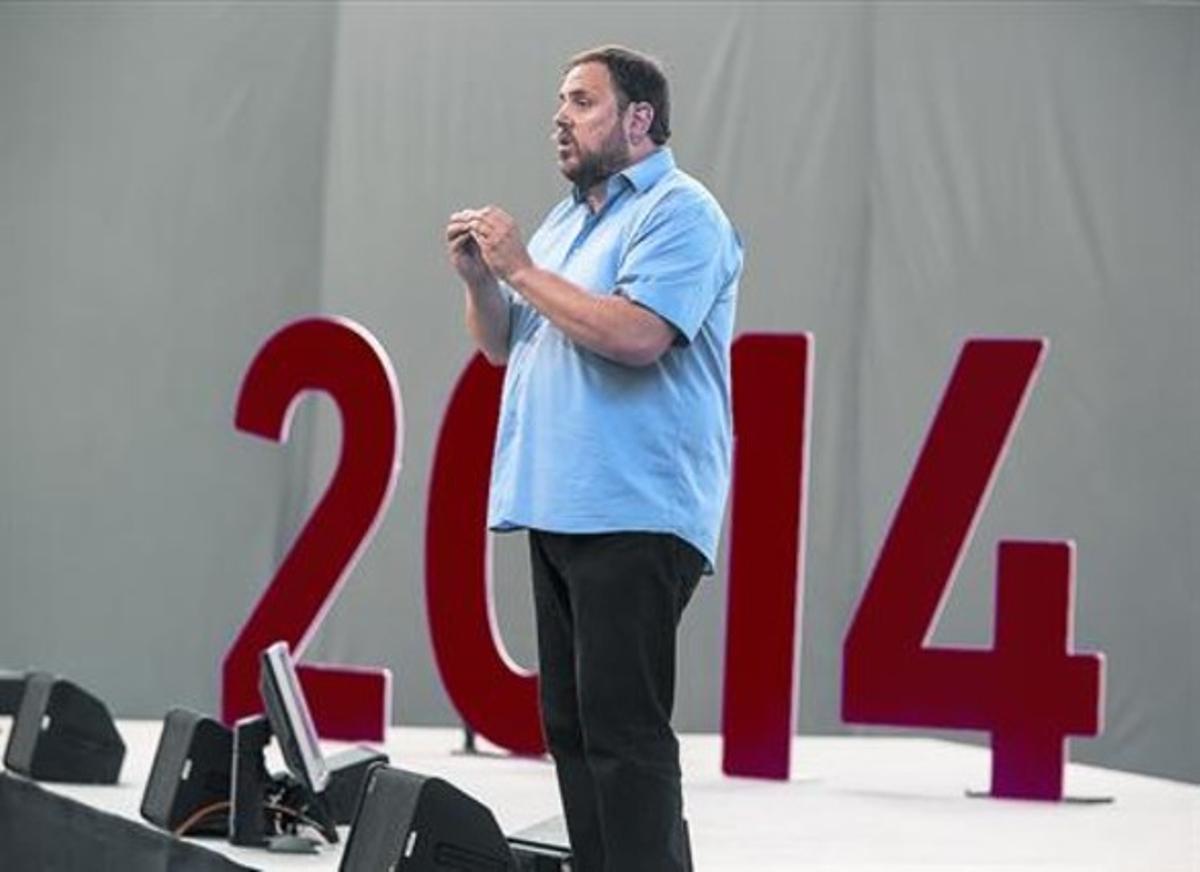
[{"xmin": 614, "ymin": 190, "xmax": 737, "ymax": 344}]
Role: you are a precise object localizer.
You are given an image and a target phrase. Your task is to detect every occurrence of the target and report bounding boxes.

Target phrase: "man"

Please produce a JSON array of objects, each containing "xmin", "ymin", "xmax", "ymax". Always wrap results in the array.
[{"xmin": 446, "ymin": 46, "xmax": 742, "ymax": 872}]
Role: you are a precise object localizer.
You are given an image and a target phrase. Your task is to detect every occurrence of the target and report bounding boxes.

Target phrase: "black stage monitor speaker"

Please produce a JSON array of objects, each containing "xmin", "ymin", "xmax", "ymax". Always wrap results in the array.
[
  {"xmin": 340, "ymin": 765, "xmax": 516, "ymax": 872},
  {"xmin": 3, "ymin": 671, "xmax": 125, "ymax": 784},
  {"xmin": 325, "ymin": 745, "xmax": 389, "ymax": 826},
  {"xmin": 140, "ymin": 708, "xmax": 234, "ymax": 835}
]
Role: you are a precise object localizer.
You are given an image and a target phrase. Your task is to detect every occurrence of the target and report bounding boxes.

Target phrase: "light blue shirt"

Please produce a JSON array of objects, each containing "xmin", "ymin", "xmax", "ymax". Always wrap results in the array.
[{"xmin": 487, "ymin": 147, "xmax": 742, "ymax": 569}]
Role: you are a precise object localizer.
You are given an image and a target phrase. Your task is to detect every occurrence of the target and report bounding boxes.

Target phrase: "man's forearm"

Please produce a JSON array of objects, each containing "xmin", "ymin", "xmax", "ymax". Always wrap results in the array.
[
  {"xmin": 464, "ymin": 278, "xmax": 510, "ymax": 365},
  {"xmin": 506, "ymin": 265, "xmax": 671, "ymax": 367}
]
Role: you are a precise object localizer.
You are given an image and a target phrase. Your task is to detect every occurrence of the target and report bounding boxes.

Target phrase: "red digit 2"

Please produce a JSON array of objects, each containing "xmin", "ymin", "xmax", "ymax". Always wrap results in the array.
[{"xmin": 221, "ymin": 316, "xmax": 402, "ymax": 742}]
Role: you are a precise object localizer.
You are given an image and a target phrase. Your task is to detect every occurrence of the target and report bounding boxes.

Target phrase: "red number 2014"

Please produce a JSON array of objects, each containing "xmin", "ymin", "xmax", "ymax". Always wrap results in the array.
[{"xmin": 223, "ymin": 321, "xmax": 1103, "ymax": 798}]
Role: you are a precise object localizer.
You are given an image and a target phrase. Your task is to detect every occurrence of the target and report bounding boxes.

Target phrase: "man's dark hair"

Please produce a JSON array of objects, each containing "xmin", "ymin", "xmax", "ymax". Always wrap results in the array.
[{"xmin": 566, "ymin": 45, "xmax": 671, "ymax": 145}]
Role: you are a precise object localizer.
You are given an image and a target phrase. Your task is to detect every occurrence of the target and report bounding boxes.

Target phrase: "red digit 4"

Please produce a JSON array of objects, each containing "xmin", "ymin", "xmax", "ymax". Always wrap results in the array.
[
  {"xmin": 221, "ymin": 317, "xmax": 402, "ymax": 742},
  {"xmin": 842, "ymin": 339, "xmax": 1104, "ymax": 799}
]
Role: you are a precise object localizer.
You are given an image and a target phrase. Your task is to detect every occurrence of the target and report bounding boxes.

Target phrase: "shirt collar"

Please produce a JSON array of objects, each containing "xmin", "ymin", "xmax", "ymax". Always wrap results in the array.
[
  {"xmin": 571, "ymin": 147, "xmax": 675, "ymax": 204},
  {"xmin": 619, "ymin": 146, "xmax": 675, "ymax": 192}
]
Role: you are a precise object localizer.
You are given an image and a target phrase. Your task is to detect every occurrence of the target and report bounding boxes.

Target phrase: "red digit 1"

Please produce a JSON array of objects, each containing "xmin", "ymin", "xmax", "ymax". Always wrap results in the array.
[
  {"xmin": 722, "ymin": 334, "xmax": 811, "ymax": 779},
  {"xmin": 425, "ymin": 355, "xmax": 543, "ymax": 756},
  {"xmin": 842, "ymin": 339, "xmax": 1104, "ymax": 800},
  {"xmin": 222, "ymin": 317, "xmax": 402, "ymax": 742}
]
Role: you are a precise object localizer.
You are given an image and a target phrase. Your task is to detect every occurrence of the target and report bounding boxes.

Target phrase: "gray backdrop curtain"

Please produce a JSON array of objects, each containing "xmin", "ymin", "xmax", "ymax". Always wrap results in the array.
[{"xmin": 1, "ymin": 2, "xmax": 1196, "ymax": 784}]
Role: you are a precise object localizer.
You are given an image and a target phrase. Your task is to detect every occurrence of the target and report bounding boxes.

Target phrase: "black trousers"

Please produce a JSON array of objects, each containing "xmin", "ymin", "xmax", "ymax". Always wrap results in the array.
[{"xmin": 528, "ymin": 530, "xmax": 705, "ymax": 872}]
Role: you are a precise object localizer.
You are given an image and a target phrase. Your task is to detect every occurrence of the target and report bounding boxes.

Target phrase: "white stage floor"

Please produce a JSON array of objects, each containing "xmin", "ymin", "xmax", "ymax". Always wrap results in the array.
[{"xmin": 11, "ymin": 720, "xmax": 1199, "ymax": 871}]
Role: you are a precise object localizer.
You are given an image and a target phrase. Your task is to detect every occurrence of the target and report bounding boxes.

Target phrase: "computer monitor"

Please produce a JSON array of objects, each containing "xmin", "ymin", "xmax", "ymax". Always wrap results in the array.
[{"xmin": 259, "ymin": 641, "xmax": 329, "ymax": 795}]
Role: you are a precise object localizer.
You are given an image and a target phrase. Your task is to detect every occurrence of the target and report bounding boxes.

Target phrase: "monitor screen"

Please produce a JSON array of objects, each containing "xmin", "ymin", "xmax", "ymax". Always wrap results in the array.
[{"xmin": 260, "ymin": 641, "xmax": 329, "ymax": 794}]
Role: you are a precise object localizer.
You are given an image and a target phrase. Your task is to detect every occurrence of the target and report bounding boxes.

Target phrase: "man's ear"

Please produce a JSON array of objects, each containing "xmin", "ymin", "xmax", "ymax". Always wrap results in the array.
[{"xmin": 627, "ymin": 101, "xmax": 655, "ymax": 143}]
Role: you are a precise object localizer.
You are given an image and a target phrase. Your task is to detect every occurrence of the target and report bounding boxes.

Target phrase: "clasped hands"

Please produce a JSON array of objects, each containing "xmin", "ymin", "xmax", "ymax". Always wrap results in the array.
[{"xmin": 446, "ymin": 206, "xmax": 533, "ymax": 286}]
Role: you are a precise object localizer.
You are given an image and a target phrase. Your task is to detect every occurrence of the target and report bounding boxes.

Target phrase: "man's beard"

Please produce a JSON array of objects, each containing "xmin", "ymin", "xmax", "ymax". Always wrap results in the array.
[{"xmin": 562, "ymin": 125, "xmax": 630, "ymax": 192}]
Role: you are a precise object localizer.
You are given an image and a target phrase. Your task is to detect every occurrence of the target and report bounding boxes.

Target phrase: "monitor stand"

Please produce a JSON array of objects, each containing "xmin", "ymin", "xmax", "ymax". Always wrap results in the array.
[{"xmin": 229, "ymin": 715, "xmax": 338, "ymax": 848}]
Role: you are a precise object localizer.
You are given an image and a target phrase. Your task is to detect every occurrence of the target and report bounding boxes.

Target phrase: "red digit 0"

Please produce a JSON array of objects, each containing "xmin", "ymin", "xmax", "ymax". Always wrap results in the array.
[
  {"xmin": 842, "ymin": 338, "xmax": 1104, "ymax": 799},
  {"xmin": 722, "ymin": 334, "xmax": 811, "ymax": 779},
  {"xmin": 221, "ymin": 316, "xmax": 402, "ymax": 742},
  {"xmin": 425, "ymin": 355, "xmax": 543, "ymax": 755}
]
